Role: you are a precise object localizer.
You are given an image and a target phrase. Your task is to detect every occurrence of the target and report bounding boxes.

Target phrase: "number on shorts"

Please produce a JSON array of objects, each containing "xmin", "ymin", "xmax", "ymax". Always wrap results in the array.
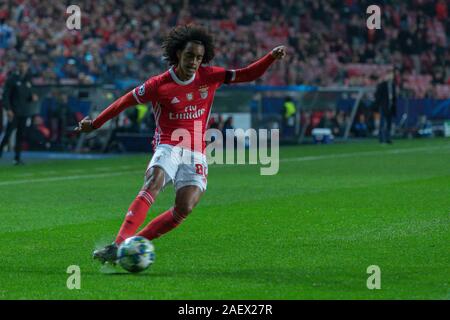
[{"xmin": 195, "ymin": 164, "xmax": 204, "ymax": 176}]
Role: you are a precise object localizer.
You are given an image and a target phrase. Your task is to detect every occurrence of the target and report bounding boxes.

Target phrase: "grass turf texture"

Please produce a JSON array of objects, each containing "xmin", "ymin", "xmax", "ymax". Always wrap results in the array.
[{"xmin": 0, "ymin": 138, "xmax": 448, "ymax": 299}]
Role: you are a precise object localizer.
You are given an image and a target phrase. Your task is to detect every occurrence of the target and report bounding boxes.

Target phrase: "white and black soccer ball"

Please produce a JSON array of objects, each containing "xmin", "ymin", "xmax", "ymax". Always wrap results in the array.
[{"xmin": 117, "ymin": 236, "xmax": 155, "ymax": 273}]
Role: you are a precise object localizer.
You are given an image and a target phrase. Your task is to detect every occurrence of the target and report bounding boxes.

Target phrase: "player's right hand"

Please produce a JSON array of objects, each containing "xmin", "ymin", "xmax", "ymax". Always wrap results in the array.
[
  {"xmin": 271, "ymin": 45, "xmax": 287, "ymax": 60},
  {"xmin": 74, "ymin": 116, "xmax": 94, "ymax": 133}
]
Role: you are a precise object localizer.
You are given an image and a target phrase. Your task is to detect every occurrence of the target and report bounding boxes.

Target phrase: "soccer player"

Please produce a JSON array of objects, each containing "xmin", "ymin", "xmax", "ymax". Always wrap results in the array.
[{"xmin": 75, "ymin": 25, "xmax": 286, "ymax": 264}]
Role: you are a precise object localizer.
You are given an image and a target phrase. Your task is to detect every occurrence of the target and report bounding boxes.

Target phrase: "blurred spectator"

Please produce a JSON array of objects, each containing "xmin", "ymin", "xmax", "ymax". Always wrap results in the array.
[
  {"xmin": 0, "ymin": 18, "xmax": 16, "ymax": 49},
  {"xmin": 0, "ymin": 87, "xmax": 4, "ymax": 133},
  {"xmin": 416, "ymin": 115, "xmax": 433, "ymax": 137},
  {"xmin": 0, "ymin": 58, "xmax": 37, "ymax": 164},
  {"xmin": 375, "ymin": 67, "xmax": 398, "ymax": 144},
  {"xmin": 281, "ymin": 96, "xmax": 297, "ymax": 138},
  {"xmin": 48, "ymin": 92, "xmax": 70, "ymax": 145},
  {"xmin": 27, "ymin": 115, "xmax": 51, "ymax": 150},
  {"xmin": 352, "ymin": 113, "xmax": 369, "ymax": 137},
  {"xmin": 222, "ymin": 116, "xmax": 234, "ymax": 136},
  {"xmin": 335, "ymin": 110, "xmax": 347, "ymax": 137},
  {"xmin": 222, "ymin": 116, "xmax": 235, "ymax": 148},
  {"xmin": 208, "ymin": 114, "xmax": 224, "ymax": 132},
  {"xmin": 207, "ymin": 113, "xmax": 224, "ymax": 145},
  {"xmin": 318, "ymin": 109, "xmax": 340, "ymax": 137},
  {"xmin": 124, "ymin": 104, "xmax": 152, "ymax": 133}
]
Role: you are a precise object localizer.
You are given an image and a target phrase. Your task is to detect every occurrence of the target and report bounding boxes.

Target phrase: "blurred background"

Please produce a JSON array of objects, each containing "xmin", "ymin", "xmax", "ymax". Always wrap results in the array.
[{"xmin": 0, "ymin": 0, "xmax": 449, "ymax": 158}]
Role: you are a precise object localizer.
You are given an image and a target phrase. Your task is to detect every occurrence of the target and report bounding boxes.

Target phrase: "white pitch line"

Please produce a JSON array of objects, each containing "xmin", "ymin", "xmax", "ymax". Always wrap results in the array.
[
  {"xmin": 119, "ymin": 165, "xmax": 132, "ymax": 169},
  {"xmin": 208, "ymin": 145, "xmax": 446, "ymax": 166},
  {"xmin": 0, "ymin": 145, "xmax": 447, "ymax": 187},
  {"xmin": 280, "ymin": 145, "xmax": 446, "ymax": 163},
  {"xmin": 67, "ymin": 169, "xmax": 84, "ymax": 174},
  {"xmin": 18, "ymin": 173, "xmax": 35, "ymax": 177},
  {"xmin": 0, "ymin": 170, "xmax": 141, "ymax": 187},
  {"xmin": 40, "ymin": 170, "xmax": 58, "ymax": 175},
  {"xmin": 95, "ymin": 167, "xmax": 114, "ymax": 171}
]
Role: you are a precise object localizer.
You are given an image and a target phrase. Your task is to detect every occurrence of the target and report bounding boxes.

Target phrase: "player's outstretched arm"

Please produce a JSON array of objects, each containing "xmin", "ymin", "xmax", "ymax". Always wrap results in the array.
[
  {"xmin": 227, "ymin": 45, "xmax": 287, "ymax": 84},
  {"xmin": 74, "ymin": 91, "xmax": 137, "ymax": 133}
]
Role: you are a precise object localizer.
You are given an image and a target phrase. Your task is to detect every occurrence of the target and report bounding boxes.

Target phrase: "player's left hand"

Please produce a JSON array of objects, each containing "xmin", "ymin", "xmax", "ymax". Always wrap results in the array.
[{"xmin": 271, "ymin": 46, "xmax": 287, "ymax": 60}]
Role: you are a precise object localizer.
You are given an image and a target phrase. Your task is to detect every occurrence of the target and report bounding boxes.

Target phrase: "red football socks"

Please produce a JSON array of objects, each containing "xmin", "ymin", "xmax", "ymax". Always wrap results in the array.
[
  {"xmin": 115, "ymin": 190, "xmax": 154, "ymax": 244},
  {"xmin": 137, "ymin": 207, "xmax": 186, "ymax": 241}
]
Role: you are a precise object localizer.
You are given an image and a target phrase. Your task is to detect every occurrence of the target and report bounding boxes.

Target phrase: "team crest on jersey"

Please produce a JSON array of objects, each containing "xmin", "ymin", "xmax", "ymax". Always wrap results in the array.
[
  {"xmin": 199, "ymin": 86, "xmax": 209, "ymax": 99},
  {"xmin": 138, "ymin": 84, "xmax": 145, "ymax": 96},
  {"xmin": 171, "ymin": 97, "xmax": 180, "ymax": 104},
  {"xmin": 186, "ymin": 93, "xmax": 193, "ymax": 101}
]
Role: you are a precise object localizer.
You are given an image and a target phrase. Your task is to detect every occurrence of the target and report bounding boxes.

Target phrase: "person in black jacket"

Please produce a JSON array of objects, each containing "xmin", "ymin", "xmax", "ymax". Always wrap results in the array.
[
  {"xmin": 0, "ymin": 58, "xmax": 38, "ymax": 164},
  {"xmin": 375, "ymin": 67, "xmax": 398, "ymax": 144}
]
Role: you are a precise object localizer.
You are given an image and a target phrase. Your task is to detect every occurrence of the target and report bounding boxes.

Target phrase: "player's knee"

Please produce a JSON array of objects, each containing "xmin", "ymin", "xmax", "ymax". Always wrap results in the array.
[
  {"xmin": 143, "ymin": 167, "xmax": 165, "ymax": 194},
  {"xmin": 174, "ymin": 203, "xmax": 193, "ymax": 218}
]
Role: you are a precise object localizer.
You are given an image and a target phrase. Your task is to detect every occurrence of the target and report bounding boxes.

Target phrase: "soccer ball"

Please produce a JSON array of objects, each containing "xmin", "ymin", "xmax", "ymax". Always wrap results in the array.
[{"xmin": 117, "ymin": 236, "xmax": 155, "ymax": 273}]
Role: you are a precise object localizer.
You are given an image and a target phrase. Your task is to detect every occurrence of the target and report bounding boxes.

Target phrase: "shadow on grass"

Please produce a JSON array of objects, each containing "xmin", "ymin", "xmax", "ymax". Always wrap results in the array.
[
  {"xmin": 1, "ymin": 265, "xmax": 313, "ymax": 286},
  {"xmin": 103, "ymin": 271, "xmax": 153, "ymax": 276},
  {"xmin": 96, "ymin": 266, "xmax": 312, "ymax": 286},
  {"xmin": 140, "ymin": 268, "xmax": 312, "ymax": 286}
]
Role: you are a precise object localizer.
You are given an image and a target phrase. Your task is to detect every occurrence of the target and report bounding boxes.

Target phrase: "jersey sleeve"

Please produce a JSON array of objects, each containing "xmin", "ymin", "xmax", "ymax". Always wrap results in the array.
[
  {"xmin": 205, "ymin": 54, "xmax": 275, "ymax": 86},
  {"xmin": 132, "ymin": 76, "xmax": 158, "ymax": 104},
  {"xmin": 92, "ymin": 91, "xmax": 137, "ymax": 129},
  {"xmin": 225, "ymin": 53, "xmax": 275, "ymax": 84},
  {"xmin": 202, "ymin": 66, "xmax": 227, "ymax": 87}
]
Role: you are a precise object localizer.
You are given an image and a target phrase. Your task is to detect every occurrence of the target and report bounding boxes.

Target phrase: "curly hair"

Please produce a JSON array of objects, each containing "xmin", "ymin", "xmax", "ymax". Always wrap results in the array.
[{"xmin": 162, "ymin": 24, "xmax": 215, "ymax": 66}]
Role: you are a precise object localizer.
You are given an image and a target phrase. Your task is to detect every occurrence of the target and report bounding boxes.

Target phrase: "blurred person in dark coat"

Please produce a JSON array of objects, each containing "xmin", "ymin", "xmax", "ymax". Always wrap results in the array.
[
  {"xmin": 375, "ymin": 67, "xmax": 399, "ymax": 144},
  {"xmin": 0, "ymin": 88, "xmax": 4, "ymax": 133},
  {"xmin": 0, "ymin": 58, "xmax": 38, "ymax": 164}
]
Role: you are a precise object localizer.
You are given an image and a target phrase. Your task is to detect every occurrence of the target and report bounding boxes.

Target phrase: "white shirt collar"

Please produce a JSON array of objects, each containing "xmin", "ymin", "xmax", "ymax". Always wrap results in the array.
[{"xmin": 169, "ymin": 66, "xmax": 196, "ymax": 86}]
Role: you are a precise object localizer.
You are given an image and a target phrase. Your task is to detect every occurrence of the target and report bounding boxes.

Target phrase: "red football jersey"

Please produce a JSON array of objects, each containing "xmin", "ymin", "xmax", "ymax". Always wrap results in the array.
[
  {"xmin": 132, "ymin": 66, "xmax": 226, "ymax": 153},
  {"xmin": 91, "ymin": 53, "xmax": 276, "ymax": 153}
]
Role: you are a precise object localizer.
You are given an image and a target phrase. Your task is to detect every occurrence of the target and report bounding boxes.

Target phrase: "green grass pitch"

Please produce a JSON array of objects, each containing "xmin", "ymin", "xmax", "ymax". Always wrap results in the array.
[{"xmin": 0, "ymin": 138, "xmax": 448, "ymax": 299}]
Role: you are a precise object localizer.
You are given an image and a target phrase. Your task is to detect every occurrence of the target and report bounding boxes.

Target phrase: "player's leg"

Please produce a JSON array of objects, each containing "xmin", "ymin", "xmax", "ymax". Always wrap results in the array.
[
  {"xmin": 93, "ymin": 167, "xmax": 166, "ymax": 264},
  {"xmin": 114, "ymin": 145, "xmax": 181, "ymax": 245},
  {"xmin": 114, "ymin": 166, "xmax": 166, "ymax": 244},
  {"xmin": 137, "ymin": 149, "xmax": 208, "ymax": 240},
  {"xmin": 93, "ymin": 145, "xmax": 179, "ymax": 264},
  {"xmin": 137, "ymin": 185, "xmax": 203, "ymax": 240}
]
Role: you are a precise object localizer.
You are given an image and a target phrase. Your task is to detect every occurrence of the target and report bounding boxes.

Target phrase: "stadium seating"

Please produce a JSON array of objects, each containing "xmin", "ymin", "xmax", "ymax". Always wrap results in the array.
[{"xmin": 0, "ymin": 0, "xmax": 448, "ymax": 98}]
